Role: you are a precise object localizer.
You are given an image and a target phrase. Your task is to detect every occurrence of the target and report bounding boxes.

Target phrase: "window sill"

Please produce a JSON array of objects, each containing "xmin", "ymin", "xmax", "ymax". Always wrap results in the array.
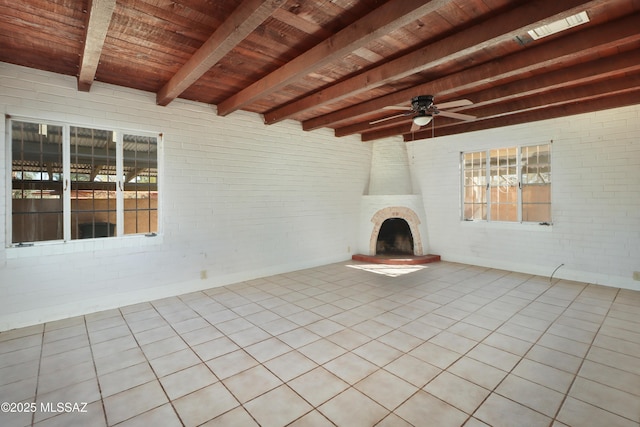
[
  {"xmin": 461, "ymin": 220, "xmax": 553, "ymax": 232},
  {"xmin": 6, "ymin": 234, "xmax": 163, "ymax": 259}
]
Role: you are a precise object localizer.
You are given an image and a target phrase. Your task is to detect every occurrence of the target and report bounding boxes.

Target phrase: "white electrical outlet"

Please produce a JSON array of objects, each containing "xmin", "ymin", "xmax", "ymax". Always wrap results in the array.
[
  {"xmin": 200, "ymin": 270, "xmax": 207, "ymax": 280},
  {"xmin": 633, "ymin": 271, "xmax": 640, "ymax": 281}
]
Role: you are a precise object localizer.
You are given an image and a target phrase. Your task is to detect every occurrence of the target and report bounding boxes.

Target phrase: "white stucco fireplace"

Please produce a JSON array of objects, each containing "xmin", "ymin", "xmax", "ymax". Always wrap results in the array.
[{"xmin": 354, "ymin": 139, "xmax": 429, "ymax": 257}]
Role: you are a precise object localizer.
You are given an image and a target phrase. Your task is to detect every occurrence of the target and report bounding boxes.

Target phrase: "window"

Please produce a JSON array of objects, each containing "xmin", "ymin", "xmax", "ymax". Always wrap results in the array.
[
  {"xmin": 9, "ymin": 118, "xmax": 159, "ymax": 245},
  {"xmin": 462, "ymin": 143, "xmax": 551, "ymax": 223}
]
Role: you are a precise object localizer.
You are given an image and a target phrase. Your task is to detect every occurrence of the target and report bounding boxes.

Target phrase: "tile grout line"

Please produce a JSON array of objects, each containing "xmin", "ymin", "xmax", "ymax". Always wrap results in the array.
[
  {"xmin": 214, "ymin": 269, "xmax": 442, "ymax": 425},
  {"xmin": 466, "ymin": 276, "xmax": 588, "ymax": 425},
  {"xmin": 548, "ymin": 286, "xmax": 625, "ymax": 424},
  {"xmin": 208, "ymin": 279, "xmax": 357, "ymax": 426},
  {"xmin": 117, "ymin": 305, "xmax": 188, "ymax": 427},
  {"xmin": 82, "ymin": 315, "xmax": 112, "ymax": 427},
  {"xmin": 153, "ymin": 292, "xmax": 291, "ymax": 427},
  {"xmin": 29, "ymin": 326, "xmax": 46, "ymax": 427},
  {"xmin": 408, "ymin": 270, "xmax": 548, "ymax": 426},
  {"xmin": 469, "ymin": 280, "xmax": 618, "ymax": 426},
  {"xmin": 424, "ymin": 269, "xmax": 554, "ymax": 420},
  {"xmin": 241, "ymin": 280, "xmax": 369, "ymax": 425},
  {"xmin": 313, "ymin": 266, "xmax": 535, "ymax": 426},
  {"xmin": 369, "ymin": 266, "xmax": 521, "ymax": 424}
]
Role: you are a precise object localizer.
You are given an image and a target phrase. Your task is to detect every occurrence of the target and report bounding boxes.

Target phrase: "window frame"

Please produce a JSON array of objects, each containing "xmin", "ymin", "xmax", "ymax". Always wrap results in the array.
[
  {"xmin": 6, "ymin": 116, "xmax": 162, "ymax": 248},
  {"xmin": 461, "ymin": 142, "xmax": 551, "ymax": 224}
]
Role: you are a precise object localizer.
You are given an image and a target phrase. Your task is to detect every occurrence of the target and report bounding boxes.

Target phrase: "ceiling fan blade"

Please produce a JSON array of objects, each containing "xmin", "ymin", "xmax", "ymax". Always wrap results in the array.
[
  {"xmin": 370, "ymin": 113, "xmax": 408, "ymax": 125},
  {"xmin": 410, "ymin": 121, "xmax": 420, "ymax": 132},
  {"xmin": 382, "ymin": 105, "xmax": 411, "ymax": 111},
  {"xmin": 436, "ymin": 99, "xmax": 473, "ymax": 109},
  {"xmin": 438, "ymin": 110, "xmax": 476, "ymax": 121}
]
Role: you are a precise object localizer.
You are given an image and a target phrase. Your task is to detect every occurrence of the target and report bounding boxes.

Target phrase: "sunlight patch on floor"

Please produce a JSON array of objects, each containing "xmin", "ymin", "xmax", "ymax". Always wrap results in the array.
[{"xmin": 346, "ymin": 263, "xmax": 428, "ymax": 277}]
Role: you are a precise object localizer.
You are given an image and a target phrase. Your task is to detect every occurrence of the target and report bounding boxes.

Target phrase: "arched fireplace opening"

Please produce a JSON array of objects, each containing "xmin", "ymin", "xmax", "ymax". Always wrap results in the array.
[{"xmin": 376, "ymin": 218, "xmax": 414, "ymax": 255}]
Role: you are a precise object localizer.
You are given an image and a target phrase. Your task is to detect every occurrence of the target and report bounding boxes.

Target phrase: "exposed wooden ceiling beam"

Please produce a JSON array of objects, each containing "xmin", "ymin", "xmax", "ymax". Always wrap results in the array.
[
  {"xmin": 446, "ymin": 50, "xmax": 640, "ymax": 111},
  {"xmin": 266, "ymin": 0, "xmax": 602, "ymax": 126},
  {"xmin": 336, "ymin": 49, "xmax": 640, "ymax": 137},
  {"xmin": 364, "ymin": 73, "xmax": 640, "ymax": 141},
  {"xmin": 77, "ymin": 0, "xmax": 116, "ymax": 92},
  {"xmin": 270, "ymin": 8, "xmax": 331, "ymax": 40},
  {"xmin": 216, "ymin": 0, "xmax": 453, "ymax": 117},
  {"xmin": 156, "ymin": 0, "xmax": 284, "ymax": 107},
  {"xmin": 471, "ymin": 74, "xmax": 640, "ymax": 119},
  {"xmin": 305, "ymin": 12, "xmax": 640, "ymax": 132},
  {"xmin": 401, "ymin": 87, "xmax": 640, "ymax": 141}
]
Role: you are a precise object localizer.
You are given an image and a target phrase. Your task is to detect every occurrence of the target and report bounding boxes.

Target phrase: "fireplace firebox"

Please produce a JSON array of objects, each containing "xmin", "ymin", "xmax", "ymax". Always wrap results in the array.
[
  {"xmin": 367, "ymin": 205, "xmax": 424, "ymax": 256},
  {"xmin": 376, "ymin": 218, "xmax": 414, "ymax": 255}
]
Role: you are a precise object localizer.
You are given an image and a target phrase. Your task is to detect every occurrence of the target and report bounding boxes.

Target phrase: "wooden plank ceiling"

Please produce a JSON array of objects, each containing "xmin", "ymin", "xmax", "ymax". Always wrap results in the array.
[{"xmin": 0, "ymin": 0, "xmax": 638, "ymax": 142}]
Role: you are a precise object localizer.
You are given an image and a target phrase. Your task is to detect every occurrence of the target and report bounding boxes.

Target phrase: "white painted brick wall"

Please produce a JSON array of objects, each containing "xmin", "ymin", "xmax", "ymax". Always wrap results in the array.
[
  {"xmin": 408, "ymin": 104, "xmax": 640, "ymax": 290},
  {"xmin": 0, "ymin": 62, "xmax": 371, "ymax": 330}
]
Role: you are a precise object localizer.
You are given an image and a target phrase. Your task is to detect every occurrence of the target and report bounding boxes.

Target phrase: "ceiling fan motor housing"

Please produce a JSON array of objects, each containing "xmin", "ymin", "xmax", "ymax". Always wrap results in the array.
[{"xmin": 411, "ymin": 95, "xmax": 435, "ymax": 112}]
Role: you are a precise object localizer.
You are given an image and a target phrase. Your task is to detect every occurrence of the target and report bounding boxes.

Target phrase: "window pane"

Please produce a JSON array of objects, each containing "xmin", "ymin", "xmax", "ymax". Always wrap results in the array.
[
  {"xmin": 70, "ymin": 126, "xmax": 117, "ymax": 239},
  {"xmin": 522, "ymin": 144, "xmax": 551, "ymax": 222},
  {"xmin": 522, "ymin": 185, "xmax": 551, "ymax": 222},
  {"xmin": 490, "ymin": 194, "xmax": 518, "ymax": 221},
  {"xmin": 11, "ymin": 121, "xmax": 64, "ymax": 243},
  {"xmin": 522, "ymin": 144, "xmax": 551, "ymax": 184},
  {"xmin": 489, "ymin": 147, "xmax": 517, "ymax": 222},
  {"xmin": 123, "ymin": 134, "xmax": 158, "ymax": 235},
  {"xmin": 463, "ymin": 151, "xmax": 487, "ymax": 220}
]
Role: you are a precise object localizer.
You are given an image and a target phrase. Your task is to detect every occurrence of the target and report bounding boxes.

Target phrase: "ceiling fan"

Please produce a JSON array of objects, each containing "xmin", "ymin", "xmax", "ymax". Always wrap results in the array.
[{"xmin": 370, "ymin": 95, "xmax": 476, "ymax": 132}]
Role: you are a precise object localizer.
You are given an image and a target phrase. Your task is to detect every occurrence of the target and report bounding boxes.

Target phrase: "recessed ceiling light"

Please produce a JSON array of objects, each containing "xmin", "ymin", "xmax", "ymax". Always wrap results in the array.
[{"xmin": 528, "ymin": 11, "xmax": 589, "ymax": 40}]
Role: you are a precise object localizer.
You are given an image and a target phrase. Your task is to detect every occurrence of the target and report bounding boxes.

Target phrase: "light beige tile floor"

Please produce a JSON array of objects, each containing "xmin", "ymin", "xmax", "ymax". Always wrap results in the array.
[{"xmin": 1, "ymin": 261, "xmax": 639, "ymax": 427}]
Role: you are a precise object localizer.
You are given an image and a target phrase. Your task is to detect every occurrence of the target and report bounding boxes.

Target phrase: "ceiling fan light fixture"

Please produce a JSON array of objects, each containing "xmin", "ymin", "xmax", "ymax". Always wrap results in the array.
[{"xmin": 413, "ymin": 113, "xmax": 432, "ymax": 126}]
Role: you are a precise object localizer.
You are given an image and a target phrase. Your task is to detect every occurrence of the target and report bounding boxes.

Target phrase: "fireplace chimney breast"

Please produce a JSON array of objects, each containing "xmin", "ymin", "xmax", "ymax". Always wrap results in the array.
[
  {"xmin": 367, "ymin": 140, "xmax": 413, "ymax": 195},
  {"xmin": 356, "ymin": 140, "xmax": 429, "ymax": 257}
]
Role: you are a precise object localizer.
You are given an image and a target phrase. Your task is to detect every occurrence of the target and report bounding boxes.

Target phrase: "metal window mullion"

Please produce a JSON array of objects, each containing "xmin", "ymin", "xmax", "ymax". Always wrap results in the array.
[
  {"xmin": 155, "ymin": 133, "xmax": 162, "ymax": 235},
  {"xmin": 517, "ymin": 146, "xmax": 523, "ymax": 223},
  {"xmin": 91, "ymin": 129, "xmax": 96, "ymax": 235},
  {"xmin": 116, "ymin": 131, "xmax": 124, "ymax": 237},
  {"xmin": 62, "ymin": 124, "xmax": 71, "ymax": 241},
  {"xmin": 485, "ymin": 150, "xmax": 491, "ymax": 222},
  {"xmin": 5, "ymin": 119, "xmax": 13, "ymax": 245},
  {"xmin": 460, "ymin": 152, "xmax": 465, "ymax": 221},
  {"xmin": 548, "ymin": 142, "xmax": 552, "ymax": 222},
  {"xmin": 134, "ymin": 137, "xmax": 140, "ymax": 234}
]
